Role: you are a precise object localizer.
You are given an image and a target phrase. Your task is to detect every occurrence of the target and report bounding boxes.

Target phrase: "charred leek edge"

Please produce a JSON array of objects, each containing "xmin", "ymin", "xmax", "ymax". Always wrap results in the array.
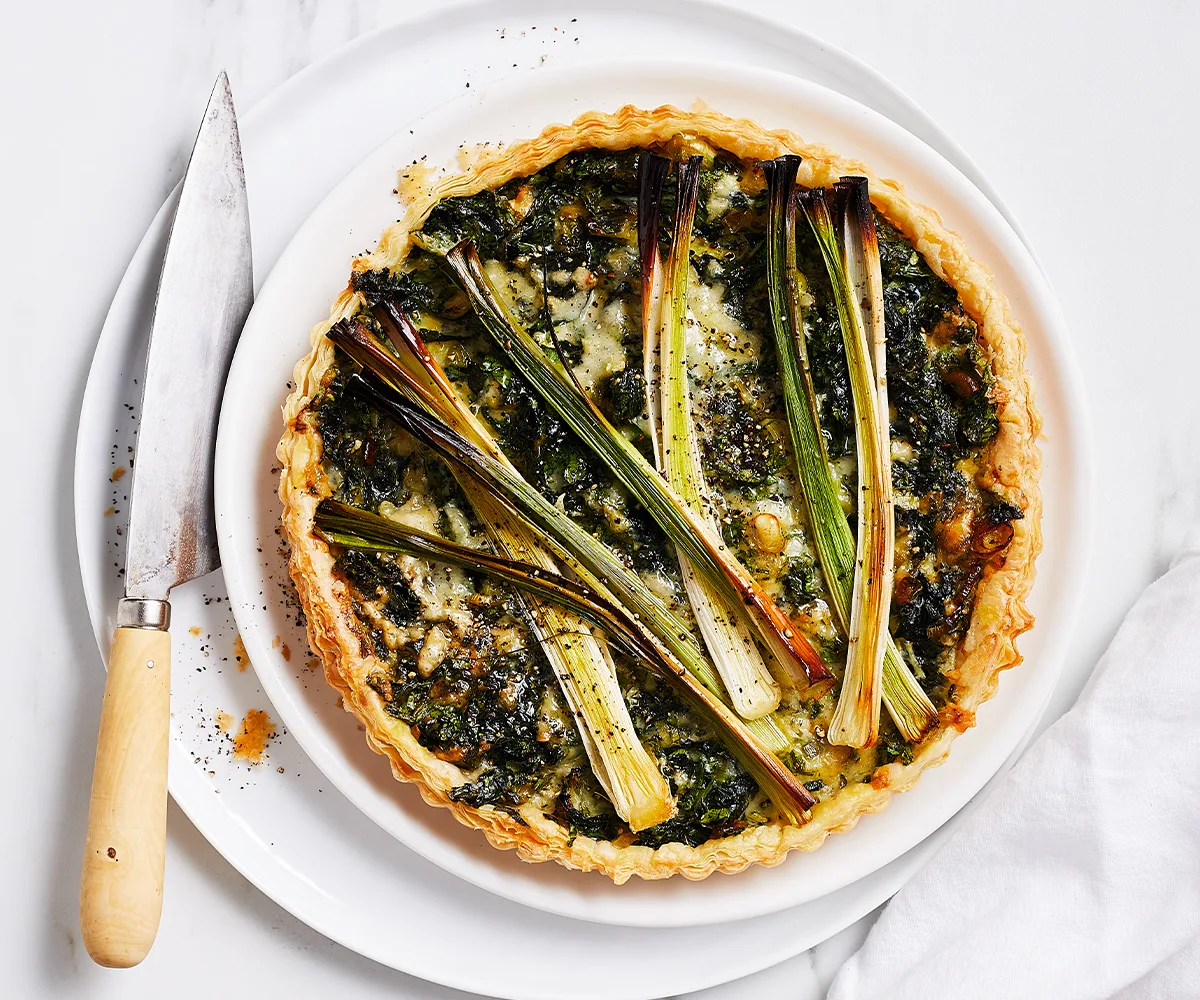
[
  {"xmin": 649, "ymin": 156, "xmax": 781, "ymax": 718},
  {"xmin": 315, "ymin": 499, "xmax": 816, "ymax": 825},
  {"xmin": 797, "ymin": 184, "xmax": 893, "ymax": 748},
  {"xmin": 338, "ymin": 365, "xmax": 794, "ymax": 754},
  {"xmin": 838, "ymin": 177, "xmax": 889, "ymax": 427},
  {"xmin": 444, "ymin": 241, "xmax": 831, "ymax": 687},
  {"xmin": 329, "ymin": 318, "xmax": 673, "ymax": 830},
  {"xmin": 637, "ymin": 152, "xmax": 668, "ymax": 455},
  {"xmin": 763, "ymin": 159, "xmax": 935, "ymax": 743}
]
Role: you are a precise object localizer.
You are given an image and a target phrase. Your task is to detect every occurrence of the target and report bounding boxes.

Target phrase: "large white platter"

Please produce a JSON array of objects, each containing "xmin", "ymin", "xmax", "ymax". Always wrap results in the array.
[
  {"xmin": 217, "ymin": 58, "xmax": 1086, "ymax": 926},
  {"xmin": 74, "ymin": 3, "xmax": 1092, "ymax": 996}
]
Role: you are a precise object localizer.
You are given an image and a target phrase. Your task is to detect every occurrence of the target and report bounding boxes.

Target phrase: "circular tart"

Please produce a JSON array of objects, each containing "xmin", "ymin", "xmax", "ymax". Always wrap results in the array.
[{"xmin": 278, "ymin": 105, "xmax": 1041, "ymax": 883}]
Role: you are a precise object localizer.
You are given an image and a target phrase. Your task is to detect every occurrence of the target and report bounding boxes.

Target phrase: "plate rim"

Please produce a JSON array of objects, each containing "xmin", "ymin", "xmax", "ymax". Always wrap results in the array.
[{"xmin": 213, "ymin": 55, "xmax": 1094, "ymax": 927}]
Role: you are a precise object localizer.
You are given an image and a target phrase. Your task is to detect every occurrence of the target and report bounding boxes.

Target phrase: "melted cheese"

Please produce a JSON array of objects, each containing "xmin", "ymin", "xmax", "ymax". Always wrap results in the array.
[
  {"xmin": 578, "ymin": 298, "xmax": 630, "ymax": 389},
  {"xmin": 685, "ymin": 275, "xmax": 762, "ymax": 379},
  {"xmin": 705, "ymin": 172, "xmax": 741, "ymax": 220},
  {"xmin": 378, "ymin": 483, "xmax": 474, "ymax": 630},
  {"xmin": 484, "ymin": 259, "xmax": 541, "ymax": 327}
]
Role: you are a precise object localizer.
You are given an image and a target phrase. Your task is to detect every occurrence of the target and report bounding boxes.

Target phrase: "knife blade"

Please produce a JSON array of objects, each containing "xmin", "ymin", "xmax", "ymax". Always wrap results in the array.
[
  {"xmin": 125, "ymin": 74, "xmax": 253, "ymax": 601},
  {"xmin": 80, "ymin": 71, "xmax": 253, "ymax": 969}
]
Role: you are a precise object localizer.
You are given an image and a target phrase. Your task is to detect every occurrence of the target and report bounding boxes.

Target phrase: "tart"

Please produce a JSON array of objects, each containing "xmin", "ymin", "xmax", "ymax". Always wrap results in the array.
[{"xmin": 278, "ymin": 105, "xmax": 1041, "ymax": 883}]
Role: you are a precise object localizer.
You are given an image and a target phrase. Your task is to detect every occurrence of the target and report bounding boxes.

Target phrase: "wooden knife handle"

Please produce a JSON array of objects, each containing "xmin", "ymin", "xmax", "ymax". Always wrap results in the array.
[{"xmin": 80, "ymin": 625, "xmax": 171, "ymax": 967}]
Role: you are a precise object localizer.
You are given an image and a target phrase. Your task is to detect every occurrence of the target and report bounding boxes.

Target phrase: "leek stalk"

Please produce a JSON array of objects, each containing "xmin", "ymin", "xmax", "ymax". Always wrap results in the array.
[
  {"xmin": 642, "ymin": 154, "xmax": 781, "ymax": 718},
  {"xmin": 795, "ymin": 181, "xmax": 895, "ymax": 748},
  {"xmin": 763, "ymin": 158, "xmax": 935, "ymax": 743}
]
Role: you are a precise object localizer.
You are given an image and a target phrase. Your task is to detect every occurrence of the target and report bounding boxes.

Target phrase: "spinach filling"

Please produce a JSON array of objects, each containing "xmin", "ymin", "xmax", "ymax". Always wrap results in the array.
[
  {"xmin": 552, "ymin": 676, "xmax": 761, "ymax": 847},
  {"xmin": 313, "ymin": 145, "xmax": 1020, "ymax": 847}
]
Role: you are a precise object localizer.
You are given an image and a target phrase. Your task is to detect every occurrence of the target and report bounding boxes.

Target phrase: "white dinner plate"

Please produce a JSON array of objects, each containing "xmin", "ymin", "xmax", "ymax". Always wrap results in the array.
[
  {"xmin": 74, "ymin": 3, "xmax": 1092, "ymax": 995},
  {"xmin": 216, "ymin": 58, "xmax": 1088, "ymax": 929}
]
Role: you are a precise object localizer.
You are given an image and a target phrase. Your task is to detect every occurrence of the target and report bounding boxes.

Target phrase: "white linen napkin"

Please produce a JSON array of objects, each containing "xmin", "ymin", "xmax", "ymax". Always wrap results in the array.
[{"xmin": 827, "ymin": 528, "xmax": 1200, "ymax": 1000}]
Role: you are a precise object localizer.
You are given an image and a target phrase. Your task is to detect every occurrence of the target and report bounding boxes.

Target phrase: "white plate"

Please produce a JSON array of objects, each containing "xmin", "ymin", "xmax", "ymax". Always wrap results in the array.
[
  {"xmin": 217, "ymin": 58, "xmax": 1088, "ymax": 929},
  {"xmin": 73, "ymin": 2, "xmax": 1092, "ymax": 995}
]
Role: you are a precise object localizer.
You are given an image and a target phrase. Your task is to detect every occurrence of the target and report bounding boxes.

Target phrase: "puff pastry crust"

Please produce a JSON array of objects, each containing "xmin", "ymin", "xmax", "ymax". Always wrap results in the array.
[{"xmin": 277, "ymin": 105, "xmax": 1042, "ymax": 883}]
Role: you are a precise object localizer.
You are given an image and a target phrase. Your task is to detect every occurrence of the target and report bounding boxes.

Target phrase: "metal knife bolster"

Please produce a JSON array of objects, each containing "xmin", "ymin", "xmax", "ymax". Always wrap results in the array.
[{"xmin": 116, "ymin": 599, "xmax": 171, "ymax": 631}]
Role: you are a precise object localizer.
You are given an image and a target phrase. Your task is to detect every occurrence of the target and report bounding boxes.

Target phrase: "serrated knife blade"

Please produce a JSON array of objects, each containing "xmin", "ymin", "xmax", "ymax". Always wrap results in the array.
[{"xmin": 80, "ymin": 72, "xmax": 252, "ymax": 970}]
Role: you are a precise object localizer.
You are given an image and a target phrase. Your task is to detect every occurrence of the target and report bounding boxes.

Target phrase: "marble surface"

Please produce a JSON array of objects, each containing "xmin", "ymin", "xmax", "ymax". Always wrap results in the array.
[{"xmin": 4, "ymin": 0, "xmax": 1198, "ymax": 997}]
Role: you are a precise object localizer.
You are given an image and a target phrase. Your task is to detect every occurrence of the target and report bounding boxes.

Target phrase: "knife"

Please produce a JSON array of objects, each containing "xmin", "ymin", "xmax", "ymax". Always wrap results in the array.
[{"xmin": 80, "ymin": 72, "xmax": 253, "ymax": 969}]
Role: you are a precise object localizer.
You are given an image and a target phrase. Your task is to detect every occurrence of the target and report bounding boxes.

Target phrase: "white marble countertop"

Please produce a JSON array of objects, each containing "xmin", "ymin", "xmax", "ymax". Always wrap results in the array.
[{"xmin": 5, "ymin": 0, "xmax": 1198, "ymax": 996}]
